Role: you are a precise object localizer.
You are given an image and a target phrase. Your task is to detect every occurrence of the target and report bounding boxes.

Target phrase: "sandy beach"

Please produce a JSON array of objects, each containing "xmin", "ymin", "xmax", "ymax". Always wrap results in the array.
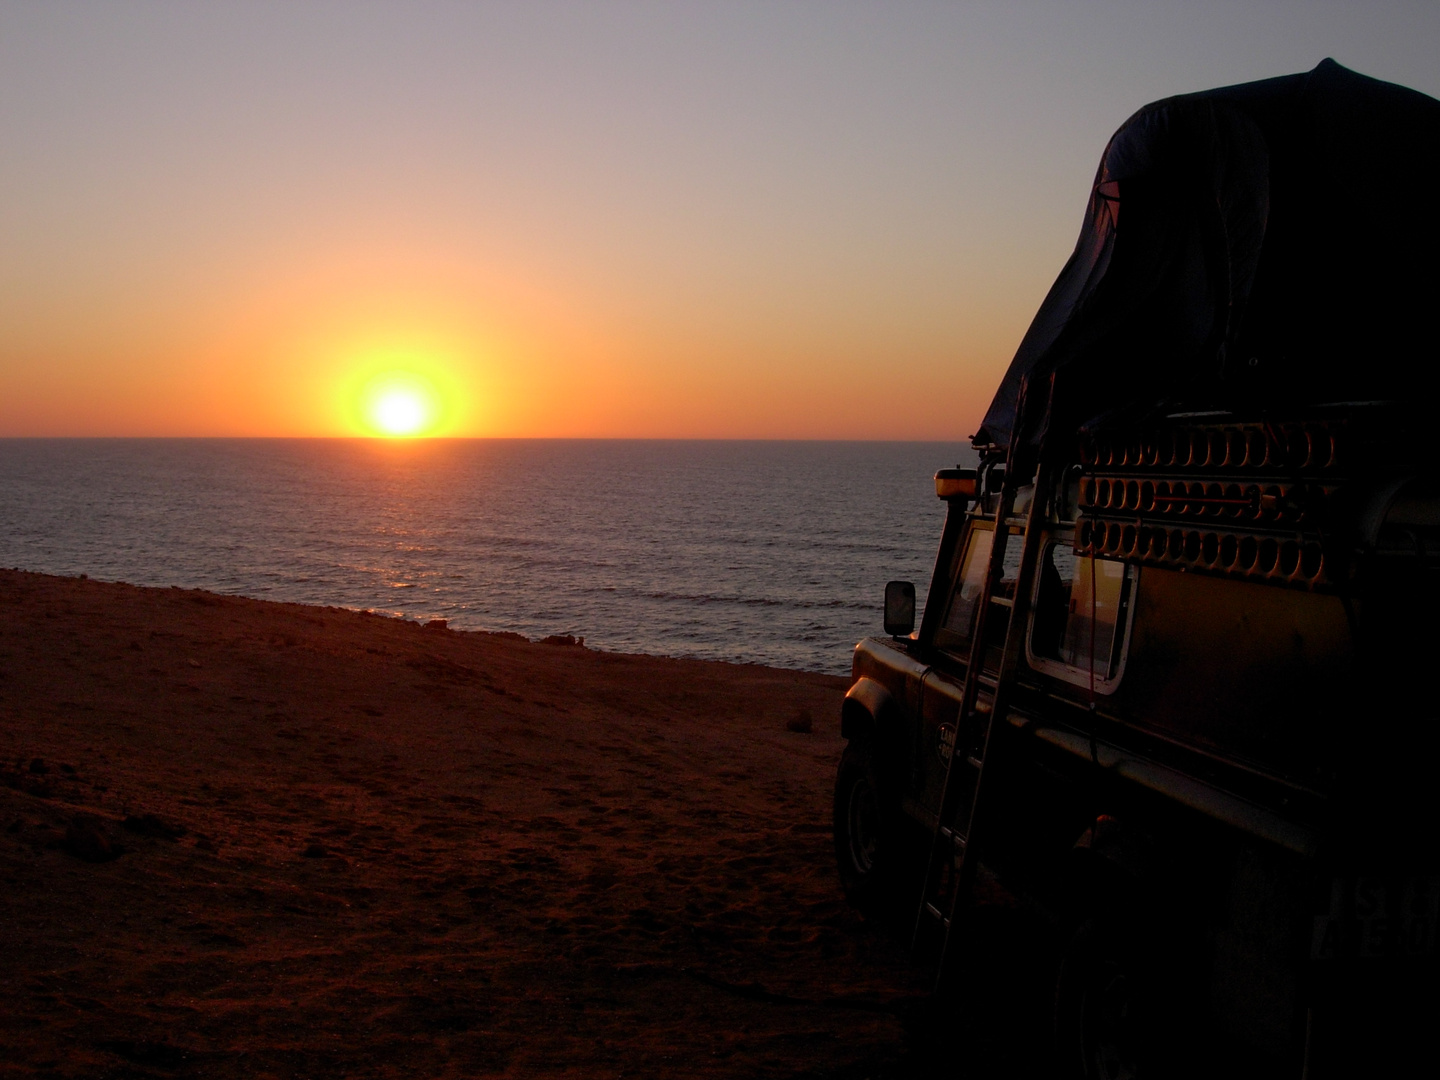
[
  {"xmin": 0, "ymin": 569, "xmax": 1052, "ymax": 1079},
  {"xmin": 0, "ymin": 569, "xmax": 1050, "ymax": 1079}
]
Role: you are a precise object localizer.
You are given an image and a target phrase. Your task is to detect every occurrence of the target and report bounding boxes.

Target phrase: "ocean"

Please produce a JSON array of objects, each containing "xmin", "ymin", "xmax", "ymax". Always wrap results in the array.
[{"xmin": 0, "ymin": 439, "xmax": 976, "ymax": 674}]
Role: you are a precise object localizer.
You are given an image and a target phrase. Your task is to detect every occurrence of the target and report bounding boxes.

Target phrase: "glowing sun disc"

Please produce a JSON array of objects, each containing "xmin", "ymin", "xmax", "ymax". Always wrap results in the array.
[
  {"xmin": 358, "ymin": 372, "xmax": 442, "ymax": 437},
  {"xmin": 374, "ymin": 390, "xmax": 426, "ymax": 435}
]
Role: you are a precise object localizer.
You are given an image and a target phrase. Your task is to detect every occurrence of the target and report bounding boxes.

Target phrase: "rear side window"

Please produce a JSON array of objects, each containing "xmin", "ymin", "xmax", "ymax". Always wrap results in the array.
[{"xmin": 1029, "ymin": 543, "xmax": 1133, "ymax": 689}]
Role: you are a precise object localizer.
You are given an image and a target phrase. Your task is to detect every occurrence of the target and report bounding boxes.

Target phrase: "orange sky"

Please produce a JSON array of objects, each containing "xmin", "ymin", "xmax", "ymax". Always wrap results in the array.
[{"xmin": 2, "ymin": 4, "xmax": 1436, "ymax": 439}]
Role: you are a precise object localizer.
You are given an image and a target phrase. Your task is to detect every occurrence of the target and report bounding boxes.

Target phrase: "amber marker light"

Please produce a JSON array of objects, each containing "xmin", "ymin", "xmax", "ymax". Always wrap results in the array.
[{"xmin": 935, "ymin": 468, "xmax": 979, "ymax": 501}]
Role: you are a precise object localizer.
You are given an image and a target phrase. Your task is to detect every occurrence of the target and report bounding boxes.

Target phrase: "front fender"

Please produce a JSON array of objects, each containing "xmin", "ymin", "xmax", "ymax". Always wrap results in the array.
[{"xmin": 841, "ymin": 676, "xmax": 897, "ymax": 743}]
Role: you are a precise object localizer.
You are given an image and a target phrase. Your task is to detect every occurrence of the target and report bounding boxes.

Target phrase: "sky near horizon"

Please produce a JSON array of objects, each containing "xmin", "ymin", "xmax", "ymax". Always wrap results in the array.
[{"xmin": 2, "ymin": 2, "xmax": 1437, "ymax": 439}]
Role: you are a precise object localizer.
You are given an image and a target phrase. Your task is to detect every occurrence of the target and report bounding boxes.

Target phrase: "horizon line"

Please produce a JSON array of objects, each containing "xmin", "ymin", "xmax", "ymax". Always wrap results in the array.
[{"xmin": 0, "ymin": 434, "xmax": 975, "ymax": 443}]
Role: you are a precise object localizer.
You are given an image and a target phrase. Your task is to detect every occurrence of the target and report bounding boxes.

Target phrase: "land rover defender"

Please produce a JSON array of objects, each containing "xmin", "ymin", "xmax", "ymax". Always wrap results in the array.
[{"xmin": 833, "ymin": 61, "xmax": 1440, "ymax": 1079}]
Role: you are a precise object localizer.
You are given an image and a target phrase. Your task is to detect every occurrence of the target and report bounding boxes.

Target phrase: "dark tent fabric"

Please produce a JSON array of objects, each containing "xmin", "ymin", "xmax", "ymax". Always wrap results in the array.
[{"xmin": 975, "ymin": 60, "xmax": 1440, "ymax": 455}]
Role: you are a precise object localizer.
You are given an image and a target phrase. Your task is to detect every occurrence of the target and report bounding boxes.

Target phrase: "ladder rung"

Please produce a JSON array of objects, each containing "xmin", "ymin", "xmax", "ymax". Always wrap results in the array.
[
  {"xmin": 965, "ymin": 754, "xmax": 984, "ymax": 771},
  {"xmin": 1003, "ymin": 516, "xmax": 1030, "ymax": 529},
  {"xmin": 938, "ymin": 825, "xmax": 967, "ymax": 851},
  {"xmin": 988, "ymin": 595, "xmax": 1013, "ymax": 609},
  {"xmin": 923, "ymin": 901, "xmax": 951, "ymax": 928},
  {"xmin": 973, "ymin": 670, "xmax": 998, "ymax": 688}
]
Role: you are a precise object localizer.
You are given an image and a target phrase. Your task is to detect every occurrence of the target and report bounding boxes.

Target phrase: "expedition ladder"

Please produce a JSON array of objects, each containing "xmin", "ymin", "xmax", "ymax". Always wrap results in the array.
[{"xmin": 912, "ymin": 383, "xmax": 1055, "ymax": 987}]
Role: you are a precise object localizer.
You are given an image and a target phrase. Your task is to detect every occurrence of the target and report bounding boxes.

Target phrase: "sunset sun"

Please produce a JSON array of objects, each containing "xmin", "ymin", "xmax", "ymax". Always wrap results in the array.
[
  {"xmin": 374, "ymin": 388, "xmax": 426, "ymax": 435},
  {"xmin": 358, "ymin": 372, "xmax": 443, "ymax": 438}
]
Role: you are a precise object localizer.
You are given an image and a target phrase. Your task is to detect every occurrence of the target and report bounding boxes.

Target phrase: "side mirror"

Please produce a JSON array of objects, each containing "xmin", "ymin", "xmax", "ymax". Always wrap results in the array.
[{"xmin": 884, "ymin": 580, "xmax": 916, "ymax": 637}]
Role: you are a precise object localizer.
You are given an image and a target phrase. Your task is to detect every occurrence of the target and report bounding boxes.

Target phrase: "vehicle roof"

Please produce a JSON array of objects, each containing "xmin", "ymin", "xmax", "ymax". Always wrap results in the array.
[{"xmin": 976, "ymin": 60, "xmax": 1440, "ymax": 456}]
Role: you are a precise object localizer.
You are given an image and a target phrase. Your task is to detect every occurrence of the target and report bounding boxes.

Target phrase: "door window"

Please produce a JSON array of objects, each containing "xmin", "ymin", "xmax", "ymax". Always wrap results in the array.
[
  {"xmin": 941, "ymin": 528, "xmax": 993, "ymax": 646},
  {"xmin": 936, "ymin": 527, "xmax": 1024, "ymax": 657}
]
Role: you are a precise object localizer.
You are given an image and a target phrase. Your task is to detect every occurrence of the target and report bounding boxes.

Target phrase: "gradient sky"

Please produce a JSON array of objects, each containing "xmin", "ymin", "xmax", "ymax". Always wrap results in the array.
[{"xmin": 2, "ymin": 2, "xmax": 1437, "ymax": 438}]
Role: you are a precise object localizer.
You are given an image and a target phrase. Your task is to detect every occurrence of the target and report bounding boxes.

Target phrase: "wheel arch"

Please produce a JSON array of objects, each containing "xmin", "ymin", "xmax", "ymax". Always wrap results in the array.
[{"xmin": 840, "ymin": 676, "xmax": 900, "ymax": 744}]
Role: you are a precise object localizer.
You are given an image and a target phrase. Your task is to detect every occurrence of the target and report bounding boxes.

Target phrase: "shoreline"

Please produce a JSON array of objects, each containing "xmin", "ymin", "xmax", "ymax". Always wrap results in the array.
[
  {"xmin": 2, "ymin": 565, "xmax": 844, "ymax": 677},
  {"xmin": 0, "ymin": 562, "xmax": 868, "ymax": 679}
]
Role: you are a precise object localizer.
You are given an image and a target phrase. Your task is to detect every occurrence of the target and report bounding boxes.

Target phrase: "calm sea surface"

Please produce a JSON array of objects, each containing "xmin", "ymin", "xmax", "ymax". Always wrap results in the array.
[{"xmin": 0, "ymin": 439, "xmax": 977, "ymax": 674}]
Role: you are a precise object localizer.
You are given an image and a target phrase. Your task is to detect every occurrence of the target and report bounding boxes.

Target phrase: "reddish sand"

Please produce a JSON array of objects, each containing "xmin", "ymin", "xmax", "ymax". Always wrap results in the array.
[{"xmin": 2, "ymin": 570, "xmax": 971, "ymax": 1078}]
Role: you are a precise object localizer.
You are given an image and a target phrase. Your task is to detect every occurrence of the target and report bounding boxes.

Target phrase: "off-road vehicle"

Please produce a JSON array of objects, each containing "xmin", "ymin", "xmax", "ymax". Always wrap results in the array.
[{"xmin": 834, "ymin": 60, "xmax": 1440, "ymax": 1079}]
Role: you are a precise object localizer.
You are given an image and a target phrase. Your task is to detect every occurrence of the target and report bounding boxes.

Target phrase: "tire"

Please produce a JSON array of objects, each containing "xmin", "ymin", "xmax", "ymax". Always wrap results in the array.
[
  {"xmin": 1054, "ymin": 917, "xmax": 1178, "ymax": 1080},
  {"xmin": 833, "ymin": 737, "xmax": 914, "ymax": 921}
]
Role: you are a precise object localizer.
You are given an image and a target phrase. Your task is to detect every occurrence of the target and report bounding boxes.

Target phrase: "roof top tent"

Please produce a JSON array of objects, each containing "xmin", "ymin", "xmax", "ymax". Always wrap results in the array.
[{"xmin": 975, "ymin": 59, "xmax": 1440, "ymax": 460}]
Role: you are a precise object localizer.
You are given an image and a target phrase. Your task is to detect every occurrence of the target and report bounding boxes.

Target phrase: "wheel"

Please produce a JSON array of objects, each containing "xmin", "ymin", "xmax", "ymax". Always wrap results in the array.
[
  {"xmin": 1054, "ymin": 917, "xmax": 1175, "ymax": 1080},
  {"xmin": 833, "ymin": 737, "xmax": 915, "ymax": 920},
  {"xmin": 1055, "ymin": 919, "xmax": 1141, "ymax": 1080}
]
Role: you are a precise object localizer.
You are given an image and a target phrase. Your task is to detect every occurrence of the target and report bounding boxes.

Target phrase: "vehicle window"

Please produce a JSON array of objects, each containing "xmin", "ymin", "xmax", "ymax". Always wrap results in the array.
[
  {"xmin": 1031, "ymin": 544, "xmax": 1131, "ymax": 681},
  {"xmin": 942, "ymin": 529, "xmax": 993, "ymax": 644},
  {"xmin": 937, "ymin": 527, "xmax": 1025, "ymax": 656}
]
